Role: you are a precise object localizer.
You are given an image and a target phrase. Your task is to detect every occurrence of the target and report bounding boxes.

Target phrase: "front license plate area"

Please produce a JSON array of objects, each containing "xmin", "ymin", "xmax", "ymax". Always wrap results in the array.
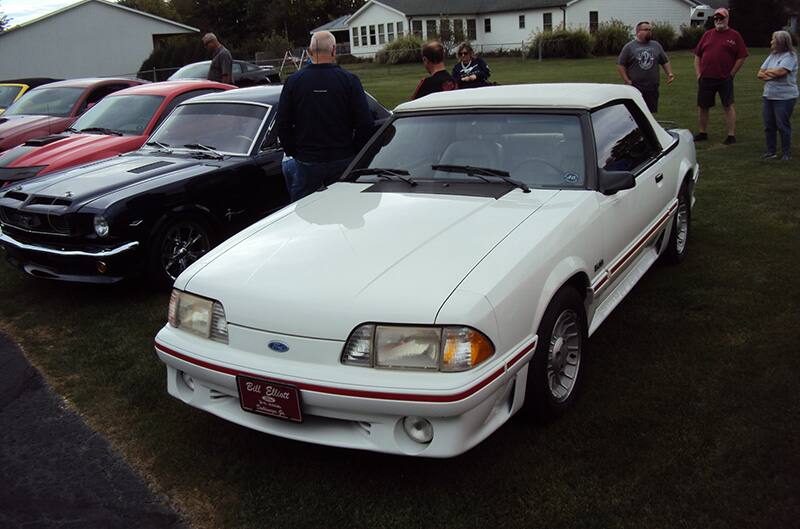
[{"xmin": 236, "ymin": 376, "xmax": 302, "ymax": 422}]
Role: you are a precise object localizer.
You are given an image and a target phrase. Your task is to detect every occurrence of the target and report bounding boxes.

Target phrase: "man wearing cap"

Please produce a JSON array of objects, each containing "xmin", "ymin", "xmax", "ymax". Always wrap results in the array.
[
  {"xmin": 203, "ymin": 33, "xmax": 233, "ymax": 85},
  {"xmin": 617, "ymin": 21, "xmax": 675, "ymax": 113},
  {"xmin": 693, "ymin": 8, "xmax": 748, "ymax": 144},
  {"xmin": 275, "ymin": 31, "xmax": 373, "ymax": 202}
]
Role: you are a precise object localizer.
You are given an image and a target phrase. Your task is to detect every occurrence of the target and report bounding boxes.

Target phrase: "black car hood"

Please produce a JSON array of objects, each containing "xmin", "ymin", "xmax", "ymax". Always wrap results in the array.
[{"xmin": 9, "ymin": 153, "xmax": 230, "ymax": 212}]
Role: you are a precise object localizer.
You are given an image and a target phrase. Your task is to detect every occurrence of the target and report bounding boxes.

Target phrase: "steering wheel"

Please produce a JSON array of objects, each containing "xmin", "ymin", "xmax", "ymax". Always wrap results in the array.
[{"xmin": 511, "ymin": 158, "xmax": 564, "ymax": 183}]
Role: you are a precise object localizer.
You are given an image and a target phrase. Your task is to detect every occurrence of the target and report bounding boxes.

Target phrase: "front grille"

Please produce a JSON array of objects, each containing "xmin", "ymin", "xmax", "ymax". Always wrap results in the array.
[{"xmin": 0, "ymin": 206, "xmax": 71, "ymax": 235}]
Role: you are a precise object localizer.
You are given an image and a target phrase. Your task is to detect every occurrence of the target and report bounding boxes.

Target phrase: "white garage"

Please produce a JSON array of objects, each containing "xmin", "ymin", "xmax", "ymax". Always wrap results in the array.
[{"xmin": 0, "ymin": 0, "xmax": 198, "ymax": 79}]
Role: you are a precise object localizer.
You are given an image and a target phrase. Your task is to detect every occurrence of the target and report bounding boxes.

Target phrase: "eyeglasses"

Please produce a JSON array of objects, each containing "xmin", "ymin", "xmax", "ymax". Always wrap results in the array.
[
  {"xmin": 712, "ymin": 15, "xmax": 726, "ymax": 20},
  {"xmin": 458, "ymin": 51, "xmax": 470, "ymax": 56}
]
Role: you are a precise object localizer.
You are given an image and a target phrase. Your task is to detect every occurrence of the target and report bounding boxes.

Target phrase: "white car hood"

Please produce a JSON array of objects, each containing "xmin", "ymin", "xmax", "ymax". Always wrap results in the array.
[{"xmin": 184, "ymin": 183, "xmax": 557, "ymax": 340}]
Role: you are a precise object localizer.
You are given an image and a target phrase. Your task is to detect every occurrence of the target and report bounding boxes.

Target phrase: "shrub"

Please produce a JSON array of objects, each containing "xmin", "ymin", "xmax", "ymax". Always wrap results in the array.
[
  {"xmin": 138, "ymin": 35, "xmax": 206, "ymax": 81},
  {"xmin": 375, "ymin": 35, "xmax": 423, "ymax": 64},
  {"xmin": 676, "ymin": 24, "xmax": 706, "ymax": 50},
  {"xmin": 591, "ymin": 19, "xmax": 632, "ymax": 56},
  {"xmin": 528, "ymin": 28, "xmax": 592, "ymax": 59},
  {"xmin": 650, "ymin": 22, "xmax": 677, "ymax": 50},
  {"xmin": 255, "ymin": 32, "xmax": 293, "ymax": 60}
]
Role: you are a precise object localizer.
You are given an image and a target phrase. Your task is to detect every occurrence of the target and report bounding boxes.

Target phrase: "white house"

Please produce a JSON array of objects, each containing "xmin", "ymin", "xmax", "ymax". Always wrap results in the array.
[
  {"xmin": 345, "ymin": 0, "xmax": 704, "ymax": 57},
  {"xmin": 0, "ymin": 0, "xmax": 198, "ymax": 79}
]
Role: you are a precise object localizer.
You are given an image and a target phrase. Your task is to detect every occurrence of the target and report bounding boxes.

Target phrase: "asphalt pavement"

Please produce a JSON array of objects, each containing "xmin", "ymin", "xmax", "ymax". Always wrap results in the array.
[{"xmin": 0, "ymin": 332, "xmax": 188, "ymax": 529}]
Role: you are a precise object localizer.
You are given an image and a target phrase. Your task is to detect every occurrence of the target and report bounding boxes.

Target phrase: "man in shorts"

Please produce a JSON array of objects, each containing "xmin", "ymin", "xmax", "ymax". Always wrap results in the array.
[
  {"xmin": 617, "ymin": 21, "xmax": 675, "ymax": 113},
  {"xmin": 693, "ymin": 8, "xmax": 748, "ymax": 144}
]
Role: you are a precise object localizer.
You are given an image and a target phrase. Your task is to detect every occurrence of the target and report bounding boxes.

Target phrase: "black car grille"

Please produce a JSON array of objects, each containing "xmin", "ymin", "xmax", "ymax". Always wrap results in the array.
[{"xmin": 0, "ymin": 206, "xmax": 71, "ymax": 235}]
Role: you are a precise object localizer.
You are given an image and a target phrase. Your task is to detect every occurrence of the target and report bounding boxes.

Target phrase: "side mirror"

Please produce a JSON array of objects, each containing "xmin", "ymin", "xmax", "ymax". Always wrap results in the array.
[
  {"xmin": 598, "ymin": 168, "xmax": 635, "ymax": 195},
  {"xmin": 261, "ymin": 136, "xmax": 280, "ymax": 151}
]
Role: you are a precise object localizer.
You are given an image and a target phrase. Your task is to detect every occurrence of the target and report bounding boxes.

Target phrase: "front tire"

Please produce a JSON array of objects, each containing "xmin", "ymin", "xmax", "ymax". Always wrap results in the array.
[
  {"xmin": 663, "ymin": 182, "xmax": 691, "ymax": 264},
  {"xmin": 526, "ymin": 287, "xmax": 587, "ymax": 421},
  {"xmin": 148, "ymin": 217, "xmax": 212, "ymax": 288}
]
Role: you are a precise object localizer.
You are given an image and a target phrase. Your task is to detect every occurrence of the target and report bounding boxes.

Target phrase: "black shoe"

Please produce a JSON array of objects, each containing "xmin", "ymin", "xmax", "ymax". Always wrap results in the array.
[
  {"xmin": 762, "ymin": 152, "xmax": 777, "ymax": 159},
  {"xmin": 694, "ymin": 132, "xmax": 708, "ymax": 141},
  {"xmin": 723, "ymin": 135, "xmax": 736, "ymax": 145}
]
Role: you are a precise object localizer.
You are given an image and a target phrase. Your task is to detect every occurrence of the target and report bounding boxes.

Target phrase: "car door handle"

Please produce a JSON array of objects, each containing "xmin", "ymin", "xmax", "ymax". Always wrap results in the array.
[{"xmin": 655, "ymin": 173, "xmax": 664, "ymax": 183}]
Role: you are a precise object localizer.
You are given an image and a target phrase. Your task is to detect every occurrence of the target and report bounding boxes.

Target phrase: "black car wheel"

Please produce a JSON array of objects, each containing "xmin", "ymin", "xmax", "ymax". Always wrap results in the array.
[
  {"xmin": 663, "ymin": 181, "xmax": 691, "ymax": 264},
  {"xmin": 526, "ymin": 287, "xmax": 587, "ymax": 421},
  {"xmin": 149, "ymin": 217, "xmax": 212, "ymax": 287}
]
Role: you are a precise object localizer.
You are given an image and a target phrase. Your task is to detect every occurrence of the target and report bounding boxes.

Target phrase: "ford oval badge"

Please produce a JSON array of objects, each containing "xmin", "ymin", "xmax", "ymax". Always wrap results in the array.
[{"xmin": 268, "ymin": 341, "xmax": 290, "ymax": 353}]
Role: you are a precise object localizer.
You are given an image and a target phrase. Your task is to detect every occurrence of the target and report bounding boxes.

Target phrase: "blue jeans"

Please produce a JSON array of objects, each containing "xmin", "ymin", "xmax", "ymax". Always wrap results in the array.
[
  {"xmin": 291, "ymin": 157, "xmax": 353, "ymax": 202},
  {"xmin": 763, "ymin": 97, "xmax": 796, "ymax": 156}
]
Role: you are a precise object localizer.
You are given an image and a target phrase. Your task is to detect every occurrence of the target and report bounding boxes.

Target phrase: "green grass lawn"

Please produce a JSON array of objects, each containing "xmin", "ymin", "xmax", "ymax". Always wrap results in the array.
[{"xmin": 1, "ymin": 50, "xmax": 798, "ymax": 529}]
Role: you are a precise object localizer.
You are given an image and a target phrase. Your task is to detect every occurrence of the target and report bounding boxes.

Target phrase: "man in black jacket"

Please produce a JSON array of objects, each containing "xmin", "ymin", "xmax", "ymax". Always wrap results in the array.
[{"xmin": 276, "ymin": 31, "xmax": 373, "ymax": 202}]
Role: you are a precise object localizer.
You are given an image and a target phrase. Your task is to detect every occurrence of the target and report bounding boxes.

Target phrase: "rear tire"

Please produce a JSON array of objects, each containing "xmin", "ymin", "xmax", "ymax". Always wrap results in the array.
[
  {"xmin": 663, "ymin": 181, "xmax": 691, "ymax": 264},
  {"xmin": 526, "ymin": 287, "xmax": 587, "ymax": 421},
  {"xmin": 147, "ymin": 217, "xmax": 212, "ymax": 288}
]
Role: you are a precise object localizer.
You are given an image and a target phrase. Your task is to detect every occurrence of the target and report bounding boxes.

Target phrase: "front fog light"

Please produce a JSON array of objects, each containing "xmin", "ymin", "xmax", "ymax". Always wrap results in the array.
[
  {"xmin": 403, "ymin": 416, "xmax": 433, "ymax": 444},
  {"xmin": 94, "ymin": 215, "xmax": 109, "ymax": 237}
]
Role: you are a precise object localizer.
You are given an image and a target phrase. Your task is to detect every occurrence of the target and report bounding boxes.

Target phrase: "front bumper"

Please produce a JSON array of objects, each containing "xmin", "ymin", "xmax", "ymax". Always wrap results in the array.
[
  {"xmin": 0, "ymin": 227, "xmax": 140, "ymax": 283},
  {"xmin": 154, "ymin": 325, "xmax": 536, "ymax": 458}
]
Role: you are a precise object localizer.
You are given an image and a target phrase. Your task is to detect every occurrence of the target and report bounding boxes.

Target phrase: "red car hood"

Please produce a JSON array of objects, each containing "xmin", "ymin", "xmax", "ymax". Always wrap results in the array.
[
  {"xmin": 0, "ymin": 115, "xmax": 74, "ymax": 151},
  {"xmin": 0, "ymin": 133, "xmax": 146, "ymax": 175}
]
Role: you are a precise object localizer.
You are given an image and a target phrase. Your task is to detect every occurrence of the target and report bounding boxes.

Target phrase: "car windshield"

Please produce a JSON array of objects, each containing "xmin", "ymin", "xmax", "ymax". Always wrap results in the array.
[
  {"xmin": 3, "ymin": 87, "xmax": 84, "ymax": 117},
  {"xmin": 169, "ymin": 63, "xmax": 210, "ymax": 80},
  {"xmin": 349, "ymin": 113, "xmax": 586, "ymax": 189},
  {"xmin": 0, "ymin": 85, "xmax": 24, "ymax": 108},
  {"xmin": 71, "ymin": 94, "xmax": 165, "ymax": 136},
  {"xmin": 148, "ymin": 102, "xmax": 268, "ymax": 155}
]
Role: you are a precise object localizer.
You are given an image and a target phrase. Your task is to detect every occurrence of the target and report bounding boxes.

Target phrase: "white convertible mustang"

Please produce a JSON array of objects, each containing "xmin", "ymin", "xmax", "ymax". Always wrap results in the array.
[{"xmin": 155, "ymin": 84, "xmax": 698, "ymax": 457}]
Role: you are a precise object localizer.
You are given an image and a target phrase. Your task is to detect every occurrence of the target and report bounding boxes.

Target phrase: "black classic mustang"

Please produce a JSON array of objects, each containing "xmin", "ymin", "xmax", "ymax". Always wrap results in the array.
[{"xmin": 0, "ymin": 86, "xmax": 390, "ymax": 285}]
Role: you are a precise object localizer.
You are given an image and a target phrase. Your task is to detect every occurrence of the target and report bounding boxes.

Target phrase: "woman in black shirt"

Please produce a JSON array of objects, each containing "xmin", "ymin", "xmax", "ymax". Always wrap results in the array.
[{"xmin": 452, "ymin": 42, "xmax": 491, "ymax": 89}]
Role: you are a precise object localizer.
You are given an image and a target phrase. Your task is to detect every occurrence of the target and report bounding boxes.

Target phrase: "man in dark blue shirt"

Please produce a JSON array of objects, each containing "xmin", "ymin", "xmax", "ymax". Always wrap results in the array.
[{"xmin": 276, "ymin": 31, "xmax": 373, "ymax": 202}]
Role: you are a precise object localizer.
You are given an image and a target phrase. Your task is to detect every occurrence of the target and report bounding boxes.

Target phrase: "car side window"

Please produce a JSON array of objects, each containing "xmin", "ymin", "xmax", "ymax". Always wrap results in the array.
[
  {"xmin": 151, "ymin": 89, "xmax": 224, "ymax": 131},
  {"xmin": 80, "ymin": 83, "xmax": 133, "ymax": 113},
  {"xmin": 232, "ymin": 63, "xmax": 243, "ymax": 75},
  {"xmin": 591, "ymin": 103, "xmax": 659, "ymax": 173}
]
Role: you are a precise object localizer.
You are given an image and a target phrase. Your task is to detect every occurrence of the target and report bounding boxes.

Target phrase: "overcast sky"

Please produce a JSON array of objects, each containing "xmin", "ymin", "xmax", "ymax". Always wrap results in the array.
[{"xmin": 2, "ymin": 0, "xmax": 89, "ymax": 25}]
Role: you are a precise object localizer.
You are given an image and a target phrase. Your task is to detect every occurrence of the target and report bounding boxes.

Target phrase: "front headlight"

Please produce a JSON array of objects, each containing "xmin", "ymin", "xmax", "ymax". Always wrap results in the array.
[
  {"xmin": 341, "ymin": 324, "xmax": 494, "ymax": 371},
  {"xmin": 93, "ymin": 215, "xmax": 109, "ymax": 237},
  {"xmin": 168, "ymin": 289, "xmax": 229, "ymax": 344}
]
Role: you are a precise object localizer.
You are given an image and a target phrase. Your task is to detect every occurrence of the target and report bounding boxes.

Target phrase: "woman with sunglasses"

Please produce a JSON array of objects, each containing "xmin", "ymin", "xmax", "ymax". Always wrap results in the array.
[{"xmin": 452, "ymin": 42, "xmax": 492, "ymax": 89}]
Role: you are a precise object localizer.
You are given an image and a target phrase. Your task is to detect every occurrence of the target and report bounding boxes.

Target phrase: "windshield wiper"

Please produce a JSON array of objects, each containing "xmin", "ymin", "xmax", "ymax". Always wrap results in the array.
[
  {"xmin": 80, "ymin": 127, "xmax": 123, "ymax": 136},
  {"xmin": 431, "ymin": 164, "xmax": 531, "ymax": 193},
  {"xmin": 349, "ymin": 167, "xmax": 416, "ymax": 186},
  {"xmin": 65, "ymin": 127, "xmax": 79, "ymax": 133},
  {"xmin": 182, "ymin": 143, "xmax": 224, "ymax": 159},
  {"xmin": 145, "ymin": 140, "xmax": 172, "ymax": 152}
]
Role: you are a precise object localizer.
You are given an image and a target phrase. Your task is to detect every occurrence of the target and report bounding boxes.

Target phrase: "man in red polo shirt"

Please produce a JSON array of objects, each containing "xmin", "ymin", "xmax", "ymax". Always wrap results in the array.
[{"xmin": 693, "ymin": 8, "xmax": 748, "ymax": 144}]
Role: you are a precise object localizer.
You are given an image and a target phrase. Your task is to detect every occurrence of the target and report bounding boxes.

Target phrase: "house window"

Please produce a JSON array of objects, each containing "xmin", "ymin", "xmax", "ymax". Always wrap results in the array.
[
  {"xmin": 412, "ymin": 20, "xmax": 422, "ymax": 38},
  {"xmin": 467, "ymin": 19, "xmax": 476, "ymax": 40},
  {"xmin": 519, "ymin": 15, "xmax": 525, "ymax": 29},
  {"xmin": 397, "ymin": 21, "xmax": 404, "ymax": 37},
  {"xmin": 454, "ymin": 19, "xmax": 464, "ymax": 40},
  {"xmin": 352, "ymin": 27, "xmax": 359, "ymax": 47},
  {"xmin": 426, "ymin": 19, "xmax": 437, "ymax": 38},
  {"xmin": 543, "ymin": 12, "xmax": 552, "ymax": 32},
  {"xmin": 369, "ymin": 25, "xmax": 376, "ymax": 45},
  {"xmin": 484, "ymin": 18, "xmax": 491, "ymax": 33},
  {"xmin": 589, "ymin": 11, "xmax": 599, "ymax": 34},
  {"xmin": 378, "ymin": 24, "xmax": 386, "ymax": 44},
  {"xmin": 388, "ymin": 22, "xmax": 395, "ymax": 42},
  {"xmin": 360, "ymin": 26, "xmax": 368, "ymax": 46}
]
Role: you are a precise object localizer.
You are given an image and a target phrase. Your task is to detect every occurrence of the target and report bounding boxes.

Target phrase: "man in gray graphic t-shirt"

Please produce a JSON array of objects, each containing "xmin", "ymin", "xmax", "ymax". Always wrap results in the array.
[
  {"xmin": 617, "ymin": 21, "xmax": 675, "ymax": 112},
  {"xmin": 202, "ymin": 32, "xmax": 233, "ymax": 84}
]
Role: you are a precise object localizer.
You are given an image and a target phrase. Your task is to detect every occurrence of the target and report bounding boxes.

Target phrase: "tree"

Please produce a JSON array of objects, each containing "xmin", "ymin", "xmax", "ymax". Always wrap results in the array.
[
  {"xmin": 0, "ymin": 2, "xmax": 9, "ymax": 32},
  {"xmin": 729, "ymin": 0, "xmax": 799, "ymax": 46},
  {"xmin": 117, "ymin": 0, "xmax": 180, "ymax": 21}
]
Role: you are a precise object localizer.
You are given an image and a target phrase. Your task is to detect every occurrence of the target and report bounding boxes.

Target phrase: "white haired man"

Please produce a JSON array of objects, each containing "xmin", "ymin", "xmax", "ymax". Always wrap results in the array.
[
  {"xmin": 275, "ymin": 31, "xmax": 373, "ymax": 202},
  {"xmin": 202, "ymin": 33, "xmax": 233, "ymax": 85}
]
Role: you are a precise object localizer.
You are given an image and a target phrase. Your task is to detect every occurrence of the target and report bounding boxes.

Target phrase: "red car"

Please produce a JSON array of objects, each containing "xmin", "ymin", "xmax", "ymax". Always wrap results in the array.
[
  {"xmin": 0, "ymin": 80, "xmax": 233, "ymax": 187},
  {"xmin": 0, "ymin": 78, "xmax": 144, "ymax": 154}
]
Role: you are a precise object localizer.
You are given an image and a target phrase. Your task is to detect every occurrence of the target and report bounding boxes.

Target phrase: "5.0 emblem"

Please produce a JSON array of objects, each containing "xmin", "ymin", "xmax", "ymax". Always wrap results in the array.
[{"xmin": 268, "ymin": 341, "xmax": 290, "ymax": 353}]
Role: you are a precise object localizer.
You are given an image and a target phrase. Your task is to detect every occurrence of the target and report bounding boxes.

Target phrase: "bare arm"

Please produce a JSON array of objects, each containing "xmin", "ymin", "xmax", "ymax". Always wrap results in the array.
[
  {"xmin": 616, "ymin": 64, "xmax": 632, "ymax": 85},
  {"xmin": 757, "ymin": 69, "xmax": 770, "ymax": 81},
  {"xmin": 694, "ymin": 55, "xmax": 702, "ymax": 80},
  {"xmin": 730, "ymin": 57, "xmax": 747, "ymax": 77},
  {"xmin": 662, "ymin": 62, "xmax": 675, "ymax": 84},
  {"xmin": 762, "ymin": 67, "xmax": 790, "ymax": 79}
]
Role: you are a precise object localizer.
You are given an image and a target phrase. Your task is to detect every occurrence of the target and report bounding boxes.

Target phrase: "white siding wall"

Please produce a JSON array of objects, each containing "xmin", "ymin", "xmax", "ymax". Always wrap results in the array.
[
  {"xmin": 0, "ymin": 2, "xmax": 194, "ymax": 79},
  {"xmin": 476, "ymin": 9, "xmax": 567, "ymax": 51},
  {"xmin": 347, "ymin": 3, "xmax": 408, "ymax": 57},
  {"xmin": 566, "ymin": 0, "xmax": 693, "ymax": 32}
]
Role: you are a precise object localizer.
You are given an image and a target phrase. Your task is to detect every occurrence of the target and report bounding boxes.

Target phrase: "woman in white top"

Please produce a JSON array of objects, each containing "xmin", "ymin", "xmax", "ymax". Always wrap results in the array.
[{"xmin": 757, "ymin": 31, "xmax": 798, "ymax": 160}]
